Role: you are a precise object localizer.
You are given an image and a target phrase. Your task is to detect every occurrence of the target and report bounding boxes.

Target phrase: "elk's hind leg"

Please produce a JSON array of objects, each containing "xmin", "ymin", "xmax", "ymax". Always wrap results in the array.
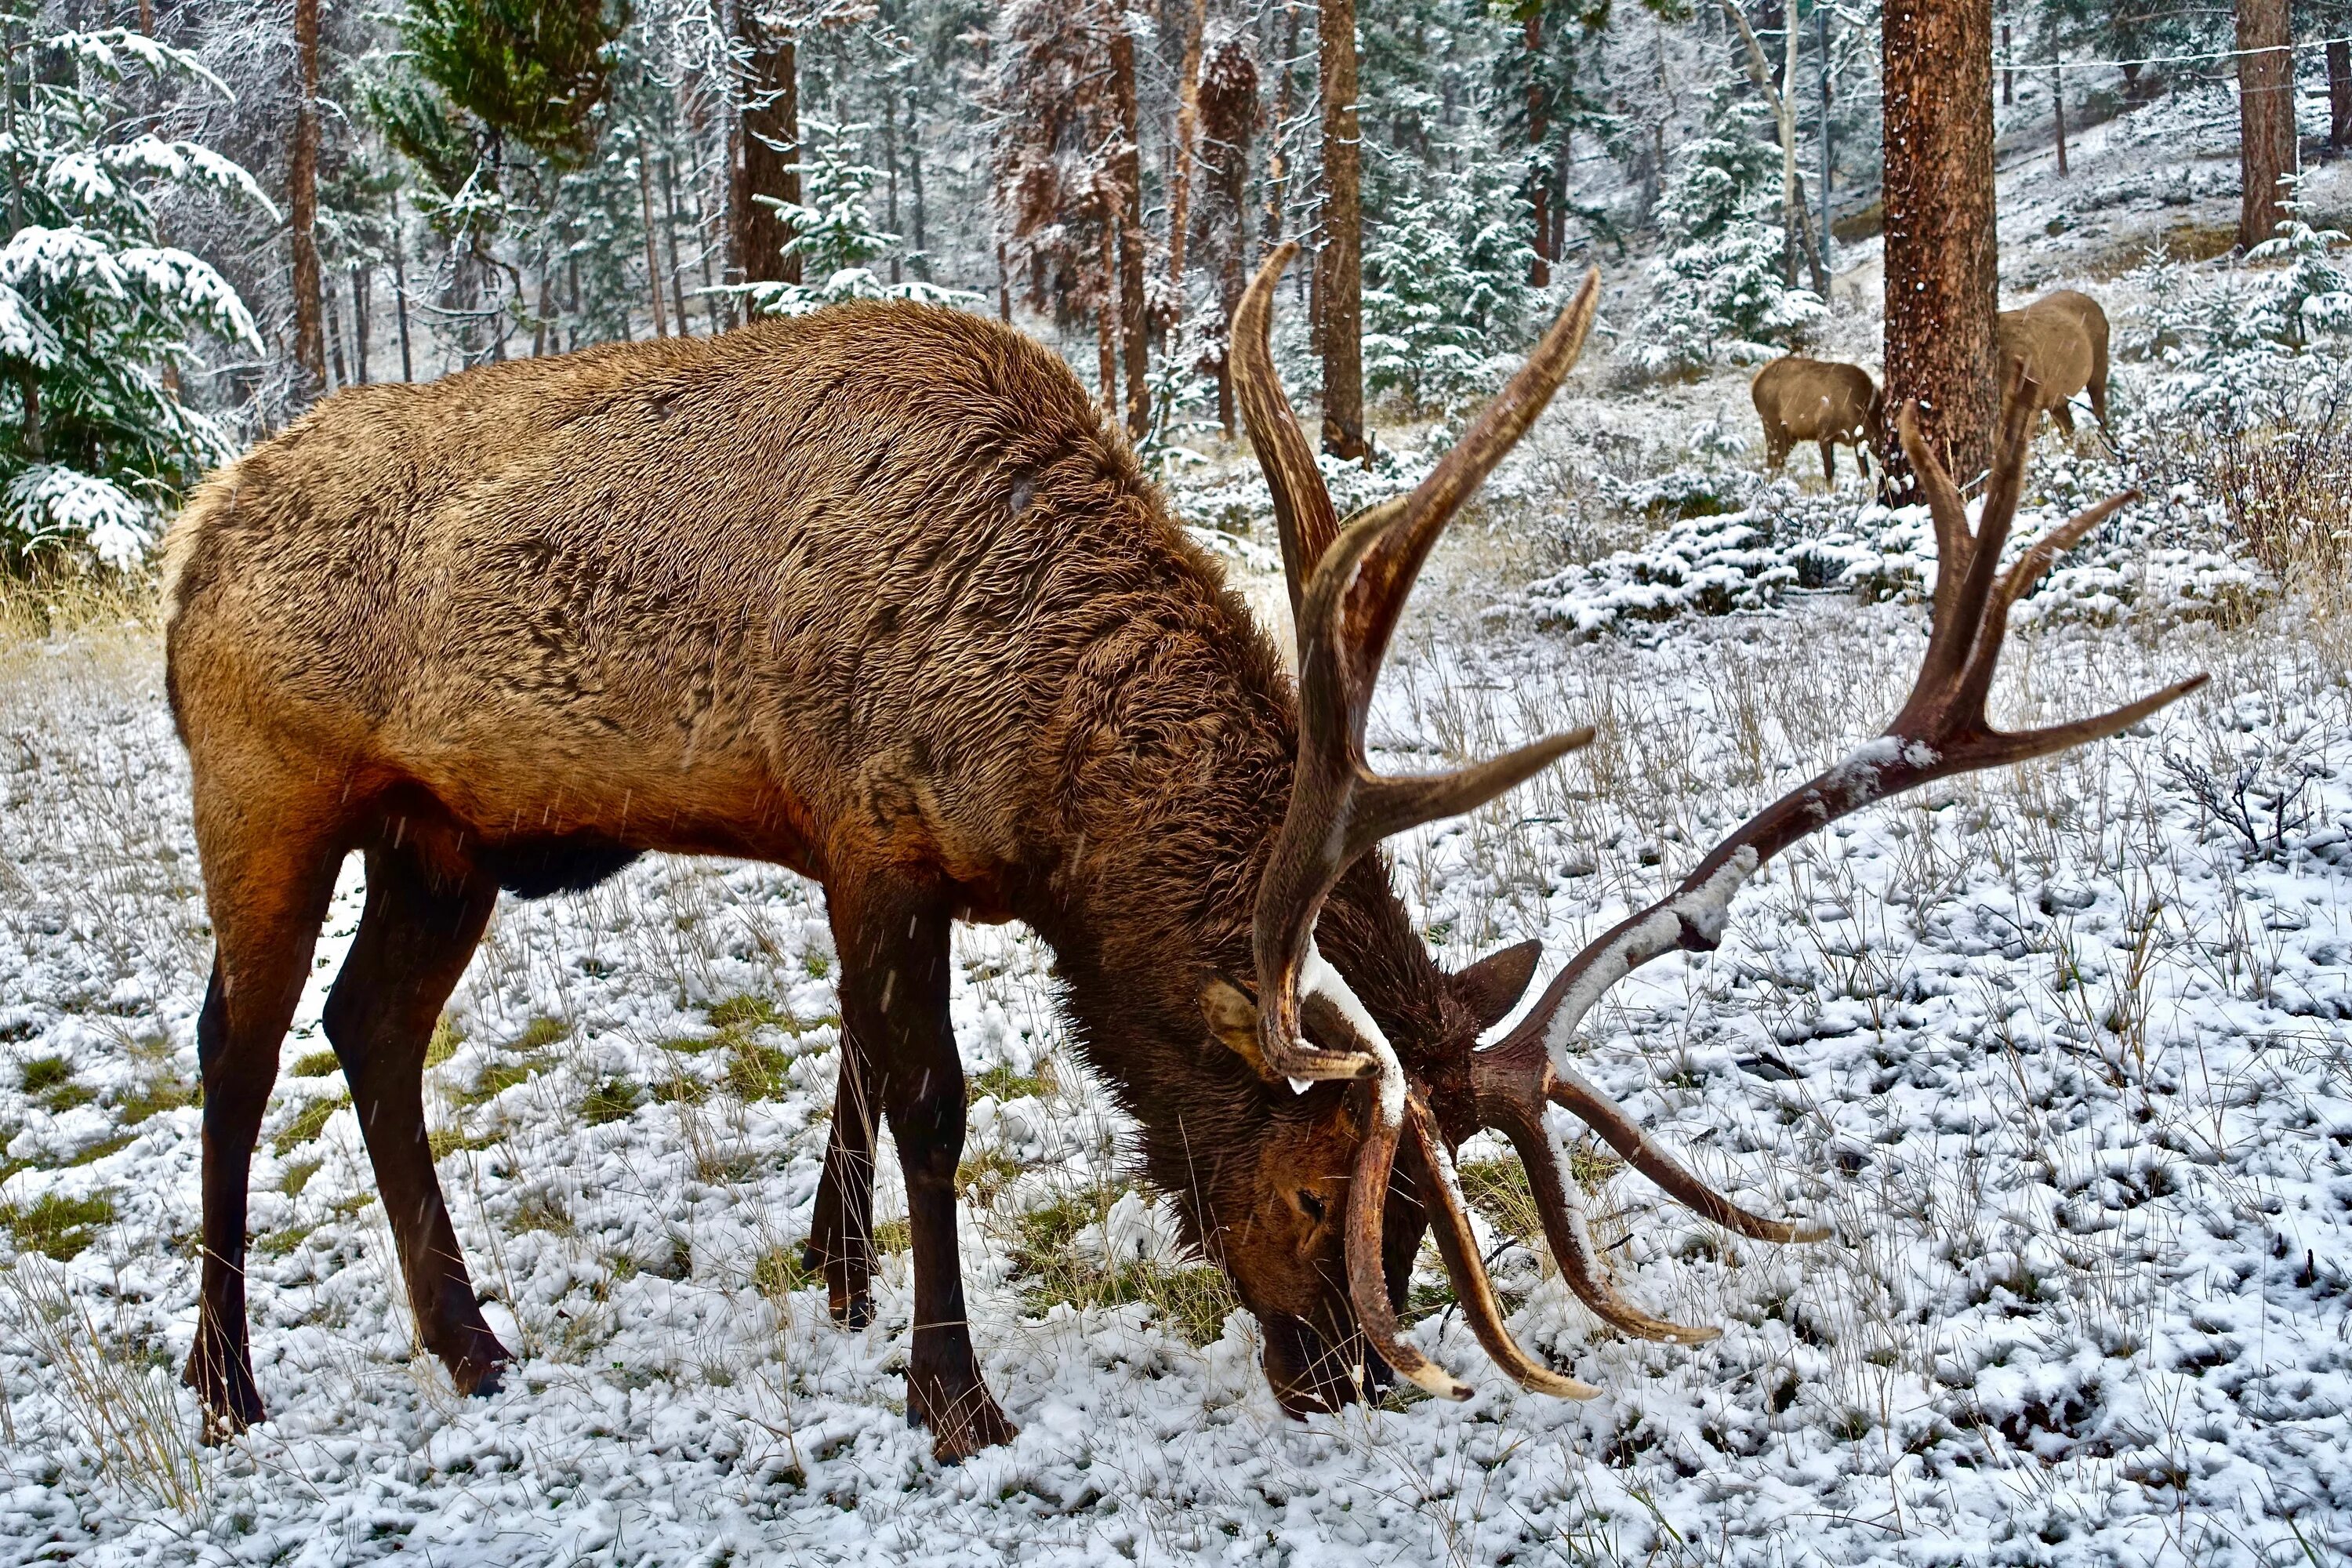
[
  {"xmin": 321, "ymin": 841, "xmax": 504, "ymax": 1395},
  {"xmin": 183, "ymin": 792, "xmax": 345, "ymax": 1437},
  {"xmin": 805, "ymin": 1055, "xmax": 879, "ymax": 1327},
  {"xmin": 829, "ymin": 873, "xmax": 1014, "ymax": 1461}
]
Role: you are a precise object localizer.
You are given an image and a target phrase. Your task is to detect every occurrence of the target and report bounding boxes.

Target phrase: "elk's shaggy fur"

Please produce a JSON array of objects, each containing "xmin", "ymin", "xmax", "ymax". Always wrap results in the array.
[
  {"xmin": 162, "ymin": 303, "xmax": 1516, "ymax": 1458},
  {"xmin": 1749, "ymin": 355, "xmax": 1885, "ymax": 484},
  {"xmin": 1995, "ymin": 289, "xmax": 2110, "ymax": 432}
]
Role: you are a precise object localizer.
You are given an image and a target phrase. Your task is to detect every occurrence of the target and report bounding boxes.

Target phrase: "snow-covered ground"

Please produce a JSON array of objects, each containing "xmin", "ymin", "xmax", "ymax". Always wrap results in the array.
[{"xmin": 5, "ymin": 80, "xmax": 2351, "ymax": 1568}]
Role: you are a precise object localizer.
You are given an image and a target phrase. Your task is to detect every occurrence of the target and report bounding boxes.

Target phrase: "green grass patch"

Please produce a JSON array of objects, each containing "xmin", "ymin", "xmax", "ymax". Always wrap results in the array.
[
  {"xmin": 254, "ymin": 1224, "xmax": 317, "ymax": 1258},
  {"xmin": 512, "ymin": 1192, "xmax": 575, "ymax": 1236},
  {"xmin": 752, "ymin": 1243, "xmax": 816, "ymax": 1301},
  {"xmin": 956, "ymin": 1146, "xmax": 1025, "ymax": 1206},
  {"xmin": 20, "ymin": 1057, "xmax": 93, "ymax": 1115},
  {"xmin": 423, "ymin": 1017, "xmax": 465, "ymax": 1069},
  {"xmin": 658, "ymin": 1032, "xmax": 724, "ymax": 1054},
  {"xmin": 650, "ymin": 1074, "xmax": 710, "ymax": 1107},
  {"xmin": 280, "ymin": 1158, "xmax": 321, "ymax": 1196},
  {"xmin": 967, "ymin": 1062, "xmax": 1053, "ymax": 1104},
  {"xmin": 64, "ymin": 1134, "xmax": 132, "ymax": 1167},
  {"xmin": 1001, "ymin": 1190, "xmax": 1237, "ymax": 1345},
  {"xmin": 459, "ymin": 1058, "xmax": 541, "ymax": 1106},
  {"xmin": 580, "ymin": 1078, "xmax": 642, "ymax": 1127},
  {"xmin": 512, "ymin": 1016, "xmax": 569, "ymax": 1051},
  {"xmin": 724, "ymin": 1041, "xmax": 793, "ymax": 1102},
  {"xmin": 802, "ymin": 951, "xmax": 831, "ymax": 980},
  {"xmin": 270, "ymin": 1094, "xmax": 347, "ymax": 1156},
  {"xmin": 290, "ymin": 1050, "xmax": 341, "ymax": 1078},
  {"xmin": 706, "ymin": 995, "xmax": 788, "ymax": 1032},
  {"xmin": 428, "ymin": 1127, "xmax": 498, "ymax": 1160},
  {"xmin": 117, "ymin": 1073, "xmax": 193, "ymax": 1125},
  {"xmin": 3, "ymin": 1191, "xmax": 114, "ymax": 1259},
  {"xmin": 872, "ymin": 1218, "xmax": 912, "ymax": 1254}
]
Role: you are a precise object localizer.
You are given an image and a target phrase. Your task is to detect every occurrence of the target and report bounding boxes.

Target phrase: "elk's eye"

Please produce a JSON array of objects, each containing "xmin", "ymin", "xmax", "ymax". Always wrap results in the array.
[{"xmin": 1296, "ymin": 1189, "xmax": 1327, "ymax": 1223}]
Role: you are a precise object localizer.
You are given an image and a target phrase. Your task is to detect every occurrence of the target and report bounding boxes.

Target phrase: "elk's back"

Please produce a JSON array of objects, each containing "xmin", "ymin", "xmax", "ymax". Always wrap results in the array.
[
  {"xmin": 163, "ymin": 304, "xmax": 1271, "ymax": 890},
  {"xmin": 1751, "ymin": 357, "xmax": 1873, "ymax": 439}
]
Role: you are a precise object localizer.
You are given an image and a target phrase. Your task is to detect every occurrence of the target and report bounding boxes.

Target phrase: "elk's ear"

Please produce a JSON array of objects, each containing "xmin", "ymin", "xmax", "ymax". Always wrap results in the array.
[
  {"xmin": 1201, "ymin": 977, "xmax": 1279, "ymax": 1081},
  {"xmin": 1454, "ymin": 939, "xmax": 1542, "ymax": 1030}
]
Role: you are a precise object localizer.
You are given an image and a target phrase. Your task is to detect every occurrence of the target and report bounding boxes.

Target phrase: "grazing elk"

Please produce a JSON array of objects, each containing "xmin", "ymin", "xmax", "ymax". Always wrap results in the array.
[
  {"xmin": 1750, "ymin": 355, "xmax": 1886, "ymax": 485},
  {"xmin": 162, "ymin": 243, "xmax": 2201, "ymax": 1462},
  {"xmin": 1997, "ymin": 289, "xmax": 2111, "ymax": 433}
]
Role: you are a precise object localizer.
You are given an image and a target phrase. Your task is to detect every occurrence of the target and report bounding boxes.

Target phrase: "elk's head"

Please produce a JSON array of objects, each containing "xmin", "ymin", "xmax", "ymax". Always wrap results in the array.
[{"xmin": 1195, "ymin": 247, "xmax": 2207, "ymax": 1413}]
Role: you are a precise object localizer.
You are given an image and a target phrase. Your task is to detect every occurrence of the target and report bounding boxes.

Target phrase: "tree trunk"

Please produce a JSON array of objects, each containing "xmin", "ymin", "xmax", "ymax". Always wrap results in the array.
[
  {"xmin": 1883, "ymin": 0, "xmax": 1998, "ymax": 489},
  {"xmin": 658, "ymin": 153, "xmax": 691, "ymax": 334},
  {"xmin": 2052, "ymin": 64, "xmax": 2067, "ymax": 176},
  {"xmin": 390, "ymin": 190, "xmax": 414, "ymax": 382},
  {"xmin": 1264, "ymin": 1, "xmax": 1302, "ymax": 249},
  {"xmin": 2237, "ymin": 0, "xmax": 2296, "ymax": 248},
  {"xmin": 639, "ymin": 154, "xmax": 670, "ymax": 338},
  {"xmin": 1098, "ymin": 220, "xmax": 1120, "ymax": 416},
  {"xmin": 1720, "ymin": 0, "xmax": 1829, "ymax": 296},
  {"xmin": 884, "ymin": 88, "xmax": 902, "ymax": 285},
  {"xmin": 350, "ymin": 267, "xmax": 370, "ymax": 383},
  {"xmin": 1199, "ymin": 33, "xmax": 1258, "ymax": 438},
  {"xmin": 1167, "ymin": 0, "xmax": 1209, "ymax": 310},
  {"xmin": 1111, "ymin": 11, "xmax": 1149, "ymax": 439},
  {"xmin": 289, "ymin": 0, "xmax": 324, "ymax": 398},
  {"xmin": 2001, "ymin": 20, "xmax": 2012, "ymax": 105},
  {"xmin": 737, "ymin": 27, "xmax": 800, "ymax": 286},
  {"xmin": 2332, "ymin": 38, "xmax": 2352, "ymax": 156},
  {"xmin": 1317, "ymin": 0, "xmax": 1366, "ymax": 459},
  {"xmin": 1526, "ymin": 12, "xmax": 1548, "ymax": 287},
  {"xmin": 1817, "ymin": 2, "xmax": 1832, "ymax": 256}
]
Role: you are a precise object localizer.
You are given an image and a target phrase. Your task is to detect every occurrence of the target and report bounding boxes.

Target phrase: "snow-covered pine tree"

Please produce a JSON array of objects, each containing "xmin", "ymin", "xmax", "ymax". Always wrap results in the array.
[{"xmin": 0, "ymin": 8, "xmax": 270, "ymax": 570}]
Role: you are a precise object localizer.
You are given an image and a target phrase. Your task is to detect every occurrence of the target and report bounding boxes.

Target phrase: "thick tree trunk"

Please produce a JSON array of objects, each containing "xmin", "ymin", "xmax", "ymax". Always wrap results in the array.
[
  {"xmin": 1199, "ymin": 33, "xmax": 1258, "ymax": 438},
  {"xmin": 1526, "ymin": 12, "xmax": 1548, "ymax": 288},
  {"xmin": 737, "ymin": 27, "xmax": 800, "ymax": 286},
  {"xmin": 1883, "ymin": 0, "xmax": 1998, "ymax": 489},
  {"xmin": 1317, "ymin": 0, "xmax": 1366, "ymax": 459},
  {"xmin": 2237, "ymin": 0, "xmax": 2296, "ymax": 248},
  {"xmin": 1167, "ymin": 0, "xmax": 1209, "ymax": 310},
  {"xmin": 289, "ymin": 0, "xmax": 324, "ymax": 398},
  {"xmin": 2332, "ymin": 39, "xmax": 2352, "ymax": 155},
  {"xmin": 1110, "ymin": 14, "xmax": 1149, "ymax": 440}
]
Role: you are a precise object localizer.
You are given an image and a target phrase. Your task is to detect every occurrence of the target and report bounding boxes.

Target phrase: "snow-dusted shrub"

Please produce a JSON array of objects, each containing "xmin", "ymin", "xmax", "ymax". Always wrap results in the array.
[
  {"xmin": 739, "ymin": 119, "xmax": 972, "ymax": 318},
  {"xmin": 1504, "ymin": 470, "xmax": 2263, "ymax": 640},
  {"xmin": 0, "ymin": 20, "xmax": 269, "ymax": 572},
  {"xmin": 1629, "ymin": 220, "xmax": 1825, "ymax": 379},
  {"xmin": 1362, "ymin": 169, "xmax": 1533, "ymax": 412},
  {"xmin": 1624, "ymin": 123, "xmax": 1823, "ymax": 379}
]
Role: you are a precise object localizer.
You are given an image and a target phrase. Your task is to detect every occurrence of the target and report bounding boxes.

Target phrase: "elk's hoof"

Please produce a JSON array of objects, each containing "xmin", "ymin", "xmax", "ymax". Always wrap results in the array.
[
  {"xmin": 445, "ymin": 1330, "xmax": 512, "ymax": 1397},
  {"xmin": 909, "ymin": 1370, "xmax": 1016, "ymax": 1462},
  {"xmin": 183, "ymin": 1345, "xmax": 265, "ymax": 1442}
]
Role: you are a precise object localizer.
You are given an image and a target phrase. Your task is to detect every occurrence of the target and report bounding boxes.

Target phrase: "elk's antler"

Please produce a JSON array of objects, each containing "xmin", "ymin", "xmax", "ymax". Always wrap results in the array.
[
  {"xmin": 1235, "ymin": 245, "xmax": 1606, "ymax": 1396},
  {"xmin": 1465, "ymin": 365, "xmax": 2209, "ymax": 1351}
]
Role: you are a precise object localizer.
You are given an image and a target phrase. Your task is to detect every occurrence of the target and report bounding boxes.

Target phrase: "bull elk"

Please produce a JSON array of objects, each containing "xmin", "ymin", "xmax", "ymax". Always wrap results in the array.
[
  {"xmin": 1997, "ymin": 289, "xmax": 2111, "ymax": 433},
  {"xmin": 162, "ymin": 245, "xmax": 2201, "ymax": 1462},
  {"xmin": 1750, "ymin": 355, "xmax": 1886, "ymax": 485}
]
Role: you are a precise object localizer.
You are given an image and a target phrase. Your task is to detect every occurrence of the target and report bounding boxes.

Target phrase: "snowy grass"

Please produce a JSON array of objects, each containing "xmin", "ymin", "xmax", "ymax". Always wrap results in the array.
[{"xmin": 2, "ymin": 528, "xmax": 2347, "ymax": 1562}]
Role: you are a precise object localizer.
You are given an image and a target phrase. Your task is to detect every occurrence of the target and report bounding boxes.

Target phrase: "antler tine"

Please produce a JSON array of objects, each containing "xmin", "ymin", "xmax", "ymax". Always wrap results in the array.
[
  {"xmin": 1464, "ymin": 379, "xmax": 2210, "ymax": 1358},
  {"xmin": 1234, "ymin": 243, "xmax": 1342, "ymax": 620},
  {"xmin": 1345, "ymin": 1083, "xmax": 1475, "ymax": 1400},
  {"xmin": 1406, "ymin": 1104, "xmax": 1602, "ymax": 1397},
  {"xmin": 1348, "ymin": 271, "xmax": 1602, "ymax": 672}
]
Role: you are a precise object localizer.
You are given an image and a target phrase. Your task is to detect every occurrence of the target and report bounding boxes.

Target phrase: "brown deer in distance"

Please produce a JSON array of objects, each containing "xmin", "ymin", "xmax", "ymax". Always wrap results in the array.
[
  {"xmin": 1751, "ymin": 355, "xmax": 1886, "ymax": 485},
  {"xmin": 1998, "ymin": 289, "xmax": 2111, "ymax": 433},
  {"xmin": 162, "ymin": 243, "xmax": 2200, "ymax": 1461}
]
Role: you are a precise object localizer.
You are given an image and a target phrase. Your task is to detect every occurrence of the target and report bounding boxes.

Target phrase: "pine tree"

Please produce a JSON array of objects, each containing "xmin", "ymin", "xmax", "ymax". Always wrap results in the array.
[{"xmin": 0, "ymin": 9, "xmax": 270, "ymax": 568}]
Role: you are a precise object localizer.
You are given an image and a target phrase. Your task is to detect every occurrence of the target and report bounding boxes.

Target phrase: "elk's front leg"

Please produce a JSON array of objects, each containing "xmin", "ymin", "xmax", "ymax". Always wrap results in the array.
[{"xmin": 829, "ymin": 875, "xmax": 1014, "ymax": 1462}]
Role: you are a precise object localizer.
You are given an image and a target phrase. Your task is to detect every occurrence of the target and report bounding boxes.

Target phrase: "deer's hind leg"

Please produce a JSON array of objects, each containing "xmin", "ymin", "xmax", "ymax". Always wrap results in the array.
[
  {"xmin": 321, "ymin": 837, "xmax": 503, "ymax": 1396},
  {"xmin": 805, "ymin": 1051, "xmax": 880, "ymax": 1327},
  {"xmin": 183, "ymin": 782, "xmax": 347, "ymax": 1437},
  {"xmin": 826, "ymin": 871, "xmax": 1014, "ymax": 1462}
]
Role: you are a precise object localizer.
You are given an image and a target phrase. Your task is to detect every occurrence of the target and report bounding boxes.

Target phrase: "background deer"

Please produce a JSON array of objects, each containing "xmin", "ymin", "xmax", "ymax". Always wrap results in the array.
[
  {"xmin": 162, "ymin": 249, "xmax": 2198, "ymax": 1462},
  {"xmin": 1997, "ymin": 289, "xmax": 2112, "ymax": 432},
  {"xmin": 1750, "ymin": 355, "xmax": 1886, "ymax": 485}
]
